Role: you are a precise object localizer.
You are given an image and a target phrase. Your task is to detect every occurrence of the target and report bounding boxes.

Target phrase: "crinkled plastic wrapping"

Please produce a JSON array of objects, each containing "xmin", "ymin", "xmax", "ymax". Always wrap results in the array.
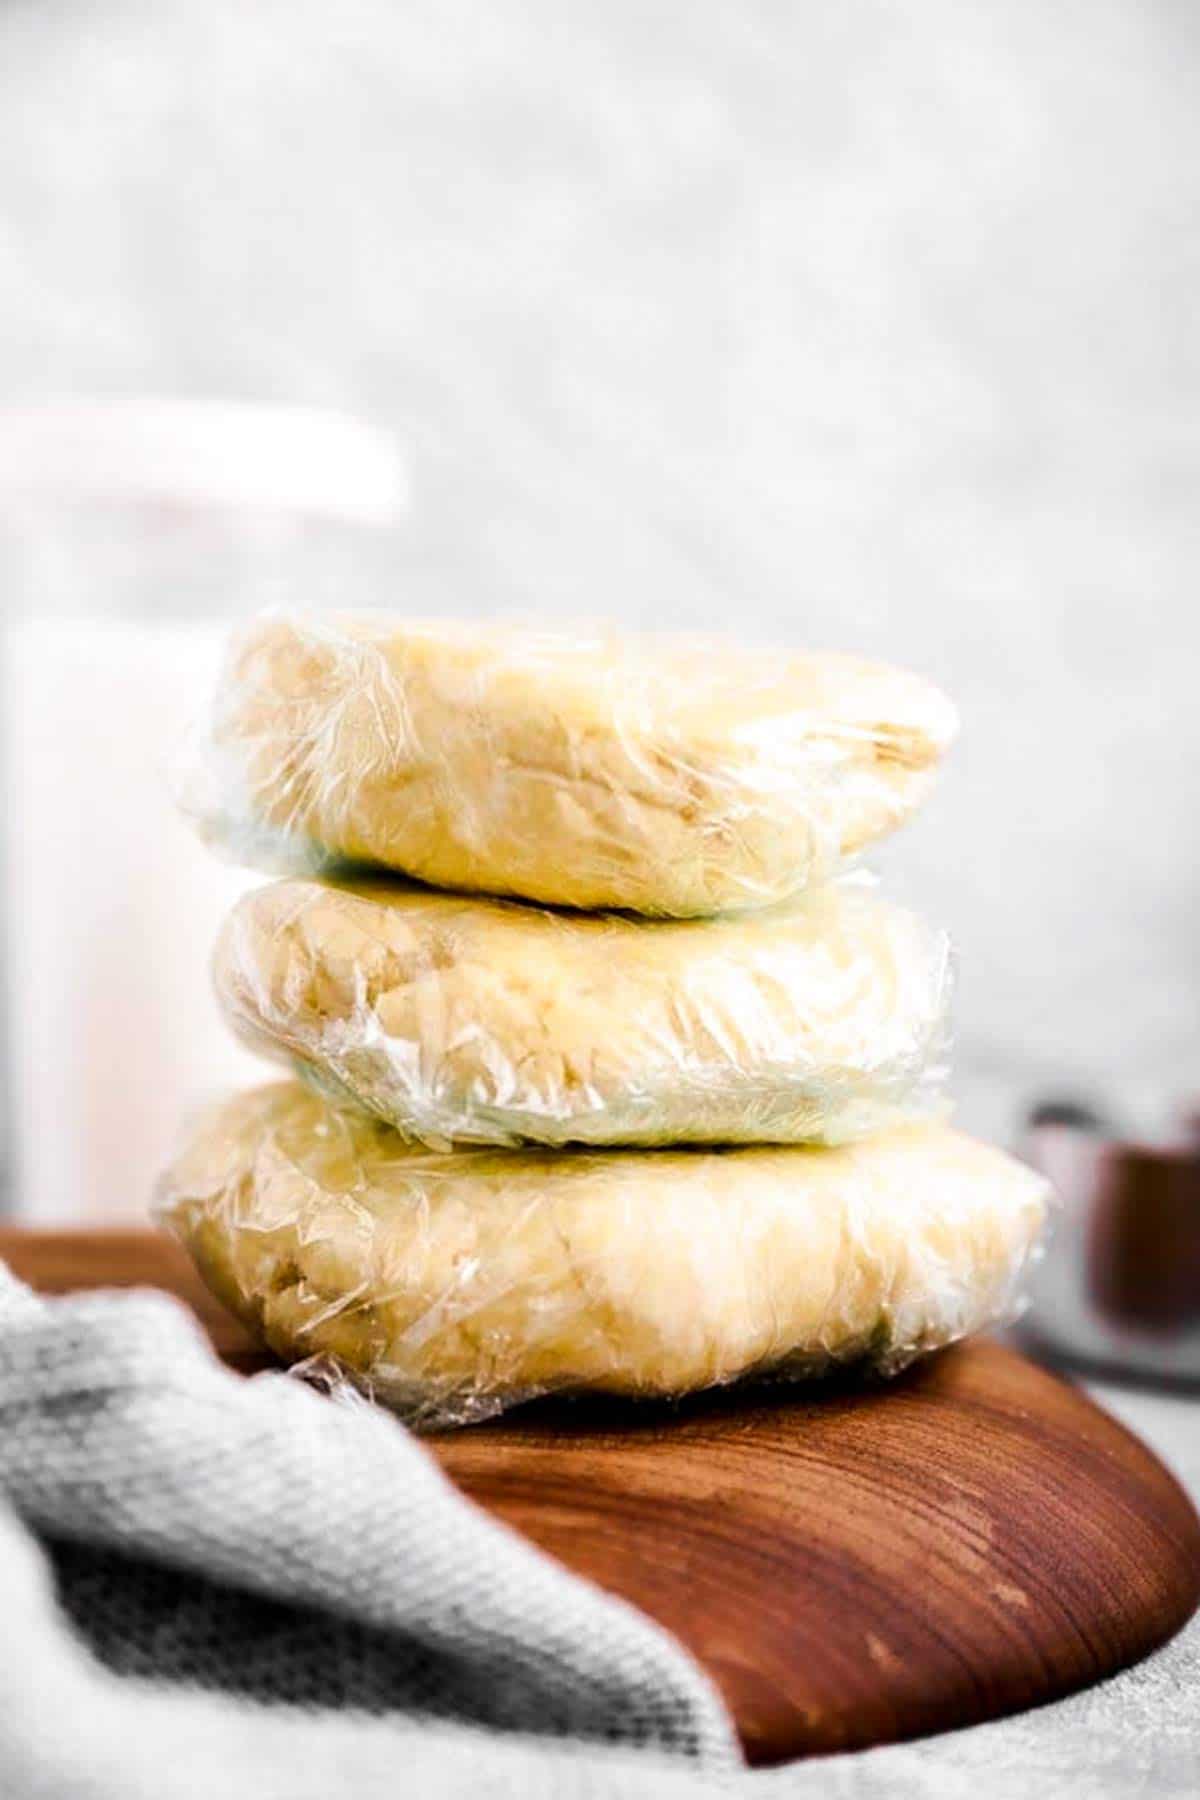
[
  {"xmin": 214, "ymin": 874, "xmax": 954, "ymax": 1149},
  {"xmin": 156, "ymin": 1082, "xmax": 1051, "ymax": 1430},
  {"xmin": 185, "ymin": 612, "xmax": 959, "ymax": 917}
]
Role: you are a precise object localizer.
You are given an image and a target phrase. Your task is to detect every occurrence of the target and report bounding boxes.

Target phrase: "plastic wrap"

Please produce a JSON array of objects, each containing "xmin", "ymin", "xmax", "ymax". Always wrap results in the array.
[
  {"xmin": 156, "ymin": 1081, "xmax": 1050, "ymax": 1429},
  {"xmin": 215, "ymin": 873, "xmax": 953, "ymax": 1149},
  {"xmin": 187, "ymin": 613, "xmax": 959, "ymax": 917}
]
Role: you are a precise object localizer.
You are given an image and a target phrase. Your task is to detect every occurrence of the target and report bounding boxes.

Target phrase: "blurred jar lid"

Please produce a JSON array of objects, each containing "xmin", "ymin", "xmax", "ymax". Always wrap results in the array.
[{"xmin": 0, "ymin": 400, "xmax": 407, "ymax": 526}]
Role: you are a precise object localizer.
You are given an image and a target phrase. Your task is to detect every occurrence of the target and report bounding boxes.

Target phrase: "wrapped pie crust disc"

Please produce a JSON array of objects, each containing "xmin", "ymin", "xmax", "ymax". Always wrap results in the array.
[
  {"xmin": 158, "ymin": 1082, "xmax": 1049, "ymax": 1428},
  {"xmin": 215, "ymin": 874, "xmax": 953, "ymax": 1149},
  {"xmin": 189, "ymin": 613, "xmax": 958, "ymax": 916}
]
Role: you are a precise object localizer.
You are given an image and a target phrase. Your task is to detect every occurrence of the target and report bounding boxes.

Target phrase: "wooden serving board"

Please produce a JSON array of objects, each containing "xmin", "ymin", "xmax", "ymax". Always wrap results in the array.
[{"xmin": 5, "ymin": 1226, "xmax": 1200, "ymax": 1767}]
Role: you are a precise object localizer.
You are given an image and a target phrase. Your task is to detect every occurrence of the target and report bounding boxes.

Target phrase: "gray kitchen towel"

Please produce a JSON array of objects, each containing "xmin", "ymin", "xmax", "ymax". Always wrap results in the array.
[{"xmin": 0, "ymin": 1262, "xmax": 739, "ymax": 1798}]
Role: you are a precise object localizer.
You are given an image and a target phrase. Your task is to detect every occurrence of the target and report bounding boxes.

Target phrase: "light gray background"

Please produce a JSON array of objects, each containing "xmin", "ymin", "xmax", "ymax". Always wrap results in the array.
[{"xmin": 1, "ymin": 0, "xmax": 1197, "ymax": 1138}]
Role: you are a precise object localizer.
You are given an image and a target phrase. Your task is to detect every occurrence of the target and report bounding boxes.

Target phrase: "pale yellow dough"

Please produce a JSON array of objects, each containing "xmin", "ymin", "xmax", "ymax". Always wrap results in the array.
[
  {"xmin": 157, "ymin": 1083, "xmax": 1049, "ymax": 1427},
  {"xmin": 192, "ymin": 614, "xmax": 958, "ymax": 915},
  {"xmin": 216, "ymin": 876, "xmax": 952, "ymax": 1148}
]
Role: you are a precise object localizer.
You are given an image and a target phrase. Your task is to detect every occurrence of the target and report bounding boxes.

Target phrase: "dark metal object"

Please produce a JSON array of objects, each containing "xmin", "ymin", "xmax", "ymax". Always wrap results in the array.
[{"xmin": 1020, "ymin": 1104, "xmax": 1200, "ymax": 1390}]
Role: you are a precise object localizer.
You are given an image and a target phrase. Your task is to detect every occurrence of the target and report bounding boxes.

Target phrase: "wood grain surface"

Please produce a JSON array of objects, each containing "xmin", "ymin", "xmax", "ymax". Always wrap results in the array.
[{"xmin": 5, "ymin": 1226, "xmax": 1199, "ymax": 1766}]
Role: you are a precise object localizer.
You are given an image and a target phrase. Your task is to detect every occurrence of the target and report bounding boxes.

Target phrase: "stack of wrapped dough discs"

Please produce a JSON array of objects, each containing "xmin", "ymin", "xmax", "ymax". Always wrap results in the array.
[{"xmin": 159, "ymin": 614, "xmax": 1050, "ymax": 1427}]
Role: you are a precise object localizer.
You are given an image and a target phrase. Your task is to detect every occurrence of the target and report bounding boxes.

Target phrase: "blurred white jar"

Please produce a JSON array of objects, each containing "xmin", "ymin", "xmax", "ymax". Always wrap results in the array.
[{"xmin": 0, "ymin": 400, "xmax": 406, "ymax": 1221}]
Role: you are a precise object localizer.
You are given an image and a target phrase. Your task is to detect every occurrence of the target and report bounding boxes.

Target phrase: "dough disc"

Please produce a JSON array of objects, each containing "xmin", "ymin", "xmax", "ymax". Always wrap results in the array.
[
  {"xmin": 216, "ymin": 875, "xmax": 953, "ymax": 1148},
  {"xmin": 158, "ymin": 1083, "xmax": 1049, "ymax": 1428},
  {"xmin": 191, "ymin": 614, "xmax": 958, "ymax": 916}
]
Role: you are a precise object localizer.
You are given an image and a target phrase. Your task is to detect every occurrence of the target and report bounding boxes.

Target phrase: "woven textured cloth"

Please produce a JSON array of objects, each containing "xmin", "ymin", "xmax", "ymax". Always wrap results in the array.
[{"xmin": 0, "ymin": 1263, "xmax": 738, "ymax": 1798}]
